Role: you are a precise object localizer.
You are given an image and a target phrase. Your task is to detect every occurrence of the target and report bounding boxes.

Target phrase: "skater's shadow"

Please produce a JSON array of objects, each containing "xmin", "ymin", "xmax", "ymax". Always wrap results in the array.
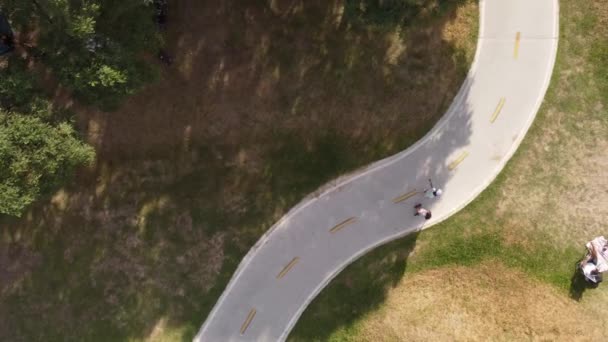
[{"xmin": 569, "ymin": 263, "xmax": 599, "ymax": 301}]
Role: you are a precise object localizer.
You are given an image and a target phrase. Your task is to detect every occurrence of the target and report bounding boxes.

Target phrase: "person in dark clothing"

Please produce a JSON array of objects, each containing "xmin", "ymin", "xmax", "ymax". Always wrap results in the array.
[
  {"xmin": 0, "ymin": 33, "xmax": 14, "ymax": 55},
  {"xmin": 1, "ymin": 34, "xmax": 11, "ymax": 45},
  {"xmin": 158, "ymin": 49, "xmax": 173, "ymax": 66},
  {"xmin": 153, "ymin": 0, "xmax": 168, "ymax": 30},
  {"xmin": 0, "ymin": 11, "xmax": 14, "ymax": 55}
]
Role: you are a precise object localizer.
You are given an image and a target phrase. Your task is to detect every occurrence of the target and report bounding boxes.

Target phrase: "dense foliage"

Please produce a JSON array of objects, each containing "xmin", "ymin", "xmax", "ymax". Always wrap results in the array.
[
  {"xmin": 0, "ymin": 59, "xmax": 53, "ymax": 117},
  {"xmin": 3, "ymin": 0, "xmax": 160, "ymax": 109},
  {"xmin": 0, "ymin": 0, "xmax": 161, "ymax": 215},
  {"xmin": 1, "ymin": 60, "xmax": 97, "ymax": 216},
  {"xmin": 0, "ymin": 110, "xmax": 94, "ymax": 216}
]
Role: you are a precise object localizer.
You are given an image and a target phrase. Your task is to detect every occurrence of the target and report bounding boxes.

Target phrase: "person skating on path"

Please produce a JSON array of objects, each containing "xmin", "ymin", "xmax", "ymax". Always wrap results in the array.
[
  {"xmin": 414, "ymin": 203, "xmax": 432, "ymax": 220},
  {"xmin": 424, "ymin": 178, "xmax": 442, "ymax": 199},
  {"xmin": 0, "ymin": 33, "xmax": 14, "ymax": 55}
]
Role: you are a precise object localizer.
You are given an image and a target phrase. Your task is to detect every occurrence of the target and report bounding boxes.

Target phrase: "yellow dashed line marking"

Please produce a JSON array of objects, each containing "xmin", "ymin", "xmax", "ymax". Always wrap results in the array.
[
  {"xmin": 514, "ymin": 32, "xmax": 521, "ymax": 59},
  {"xmin": 448, "ymin": 151, "xmax": 469, "ymax": 170},
  {"xmin": 329, "ymin": 217, "xmax": 357, "ymax": 234},
  {"xmin": 240, "ymin": 308, "xmax": 256, "ymax": 335},
  {"xmin": 276, "ymin": 257, "xmax": 300, "ymax": 279},
  {"xmin": 490, "ymin": 98, "xmax": 506, "ymax": 123},
  {"xmin": 392, "ymin": 190, "xmax": 417, "ymax": 204}
]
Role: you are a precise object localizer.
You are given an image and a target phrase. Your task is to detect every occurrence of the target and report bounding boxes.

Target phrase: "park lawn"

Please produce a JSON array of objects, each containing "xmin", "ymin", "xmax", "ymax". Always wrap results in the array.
[
  {"xmin": 0, "ymin": 1, "xmax": 478, "ymax": 341},
  {"xmin": 289, "ymin": 0, "xmax": 608, "ymax": 340}
]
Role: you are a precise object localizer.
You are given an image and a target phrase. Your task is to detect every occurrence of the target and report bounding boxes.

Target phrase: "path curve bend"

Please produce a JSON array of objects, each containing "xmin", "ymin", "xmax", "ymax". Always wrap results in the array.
[{"xmin": 196, "ymin": 0, "xmax": 559, "ymax": 340}]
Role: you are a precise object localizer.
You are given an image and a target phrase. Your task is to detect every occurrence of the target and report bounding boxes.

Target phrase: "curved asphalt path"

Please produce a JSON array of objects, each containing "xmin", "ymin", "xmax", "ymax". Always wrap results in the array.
[{"xmin": 195, "ymin": 0, "xmax": 559, "ymax": 340}]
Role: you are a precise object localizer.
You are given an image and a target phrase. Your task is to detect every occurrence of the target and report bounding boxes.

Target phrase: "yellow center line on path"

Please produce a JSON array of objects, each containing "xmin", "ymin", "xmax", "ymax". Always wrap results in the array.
[
  {"xmin": 514, "ymin": 31, "xmax": 521, "ymax": 59},
  {"xmin": 448, "ymin": 151, "xmax": 469, "ymax": 171},
  {"xmin": 329, "ymin": 217, "xmax": 357, "ymax": 234},
  {"xmin": 240, "ymin": 308, "xmax": 256, "ymax": 335},
  {"xmin": 392, "ymin": 190, "xmax": 418, "ymax": 204},
  {"xmin": 276, "ymin": 257, "xmax": 300, "ymax": 279},
  {"xmin": 490, "ymin": 97, "xmax": 506, "ymax": 123}
]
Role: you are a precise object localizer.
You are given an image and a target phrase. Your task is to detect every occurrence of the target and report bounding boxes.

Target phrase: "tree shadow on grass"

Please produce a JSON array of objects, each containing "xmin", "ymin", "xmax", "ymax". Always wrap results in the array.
[
  {"xmin": 289, "ymin": 232, "xmax": 420, "ymax": 341},
  {"xmin": 0, "ymin": 0, "xmax": 476, "ymax": 341},
  {"xmin": 88, "ymin": 0, "xmax": 474, "ymax": 160}
]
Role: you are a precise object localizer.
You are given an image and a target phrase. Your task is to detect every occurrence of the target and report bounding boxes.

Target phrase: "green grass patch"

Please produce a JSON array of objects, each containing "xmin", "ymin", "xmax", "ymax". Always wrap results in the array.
[{"xmin": 590, "ymin": 39, "xmax": 608, "ymax": 97}]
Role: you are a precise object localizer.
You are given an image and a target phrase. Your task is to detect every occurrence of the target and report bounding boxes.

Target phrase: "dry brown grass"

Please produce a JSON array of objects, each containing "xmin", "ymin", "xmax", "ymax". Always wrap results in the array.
[
  {"xmin": 76, "ymin": 0, "xmax": 477, "ymax": 161},
  {"xmin": 355, "ymin": 262, "xmax": 608, "ymax": 342},
  {"xmin": 495, "ymin": 115, "xmax": 608, "ymax": 249},
  {"xmin": 443, "ymin": 0, "xmax": 478, "ymax": 63},
  {"xmin": 488, "ymin": 0, "xmax": 608, "ymax": 249}
]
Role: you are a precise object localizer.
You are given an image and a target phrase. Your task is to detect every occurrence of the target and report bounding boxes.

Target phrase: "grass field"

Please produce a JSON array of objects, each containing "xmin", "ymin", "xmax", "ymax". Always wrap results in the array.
[
  {"xmin": 0, "ymin": 1, "xmax": 478, "ymax": 341},
  {"xmin": 289, "ymin": 0, "xmax": 608, "ymax": 340}
]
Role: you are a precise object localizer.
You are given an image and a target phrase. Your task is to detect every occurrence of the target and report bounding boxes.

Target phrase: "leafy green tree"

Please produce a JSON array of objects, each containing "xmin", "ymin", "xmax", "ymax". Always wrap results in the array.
[
  {"xmin": 0, "ymin": 0, "xmax": 162, "ymax": 215},
  {"xmin": 3, "ymin": 0, "xmax": 161, "ymax": 109},
  {"xmin": 0, "ymin": 111, "xmax": 95, "ymax": 216},
  {"xmin": 0, "ymin": 59, "xmax": 53, "ymax": 118}
]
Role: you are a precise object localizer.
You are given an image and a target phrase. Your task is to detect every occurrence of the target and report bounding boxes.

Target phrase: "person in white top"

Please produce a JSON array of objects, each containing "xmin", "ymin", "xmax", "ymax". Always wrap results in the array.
[
  {"xmin": 424, "ymin": 178, "xmax": 442, "ymax": 199},
  {"xmin": 580, "ymin": 236, "xmax": 608, "ymax": 284},
  {"xmin": 414, "ymin": 203, "xmax": 432, "ymax": 220}
]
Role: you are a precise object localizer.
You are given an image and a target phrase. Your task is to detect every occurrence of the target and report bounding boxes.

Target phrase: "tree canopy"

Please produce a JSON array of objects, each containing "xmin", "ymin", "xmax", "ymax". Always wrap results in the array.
[
  {"xmin": 3, "ymin": 0, "xmax": 161, "ymax": 109},
  {"xmin": 0, "ymin": 111, "xmax": 94, "ymax": 216},
  {"xmin": 0, "ymin": 0, "xmax": 162, "ymax": 215}
]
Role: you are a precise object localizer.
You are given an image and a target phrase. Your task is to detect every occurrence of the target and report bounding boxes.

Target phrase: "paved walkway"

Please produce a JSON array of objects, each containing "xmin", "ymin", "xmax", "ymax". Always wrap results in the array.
[{"xmin": 195, "ymin": 0, "xmax": 559, "ymax": 341}]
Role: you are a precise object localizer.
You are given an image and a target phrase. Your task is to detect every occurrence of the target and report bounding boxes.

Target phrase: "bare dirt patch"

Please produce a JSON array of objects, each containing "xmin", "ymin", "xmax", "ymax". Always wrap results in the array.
[{"xmin": 356, "ymin": 262, "xmax": 608, "ymax": 341}]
